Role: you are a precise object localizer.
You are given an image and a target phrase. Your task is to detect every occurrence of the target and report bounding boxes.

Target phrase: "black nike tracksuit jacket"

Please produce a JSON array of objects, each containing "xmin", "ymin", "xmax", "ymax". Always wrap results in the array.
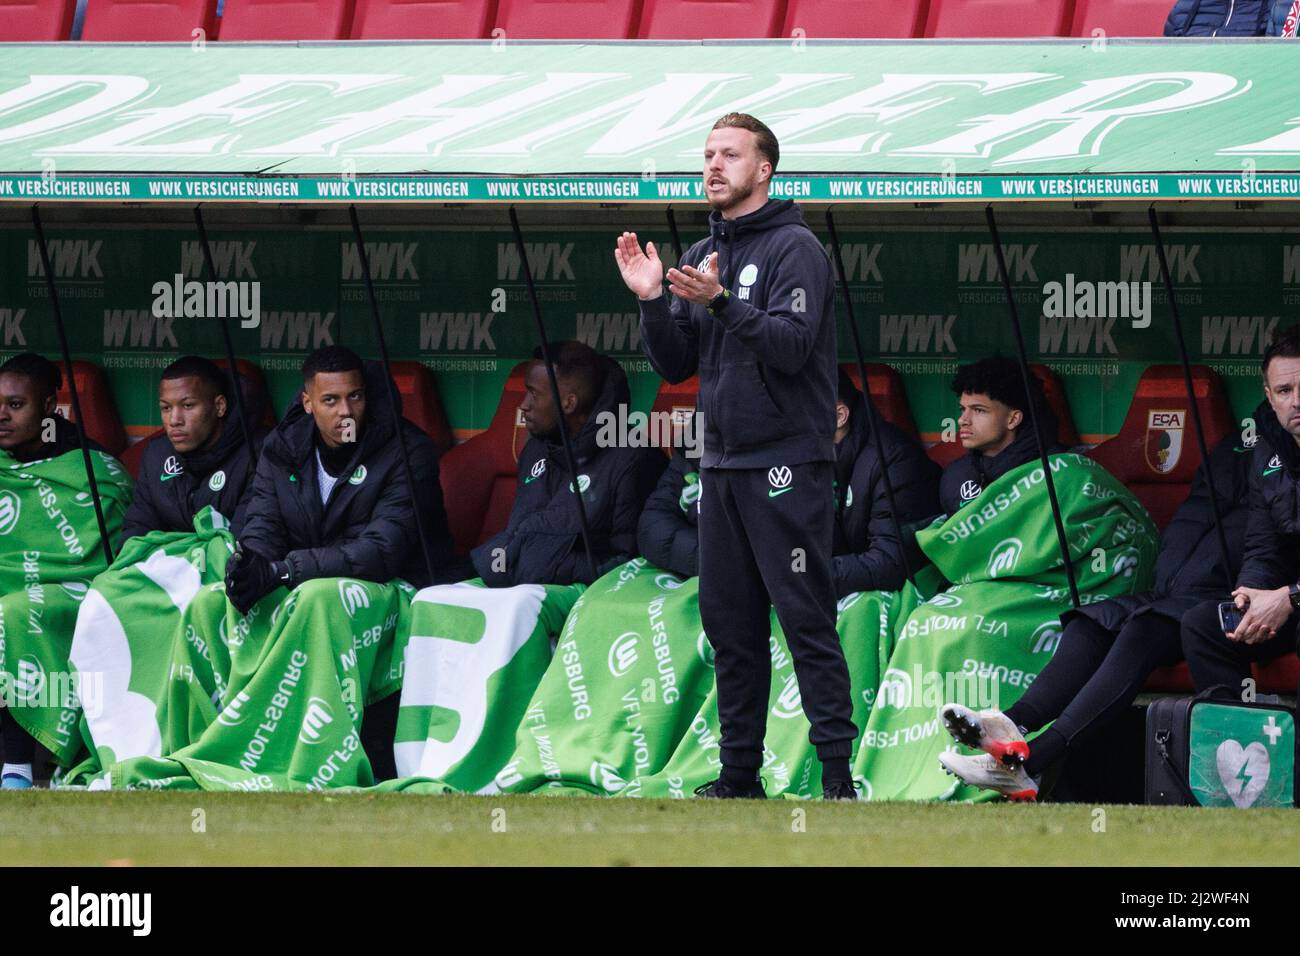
[
  {"xmin": 471, "ymin": 356, "xmax": 666, "ymax": 587},
  {"xmin": 637, "ymin": 388, "xmax": 941, "ymax": 597},
  {"xmin": 119, "ymin": 417, "xmax": 265, "ymax": 547},
  {"xmin": 234, "ymin": 361, "xmax": 453, "ymax": 589},
  {"xmin": 637, "ymin": 198, "xmax": 856, "ymax": 775}
]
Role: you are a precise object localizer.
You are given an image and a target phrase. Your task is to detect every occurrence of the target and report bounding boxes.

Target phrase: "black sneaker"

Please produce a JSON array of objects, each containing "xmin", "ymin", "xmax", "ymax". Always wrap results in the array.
[
  {"xmin": 822, "ymin": 779, "xmax": 862, "ymax": 801},
  {"xmin": 694, "ymin": 777, "xmax": 766, "ymax": 799}
]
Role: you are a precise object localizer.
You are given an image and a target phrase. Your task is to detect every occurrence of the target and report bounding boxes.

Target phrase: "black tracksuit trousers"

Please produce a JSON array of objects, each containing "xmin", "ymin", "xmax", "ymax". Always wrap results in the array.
[
  {"xmin": 1181, "ymin": 598, "xmax": 1300, "ymax": 693},
  {"xmin": 1006, "ymin": 613, "xmax": 1182, "ymax": 774},
  {"xmin": 698, "ymin": 461, "xmax": 857, "ymax": 772}
]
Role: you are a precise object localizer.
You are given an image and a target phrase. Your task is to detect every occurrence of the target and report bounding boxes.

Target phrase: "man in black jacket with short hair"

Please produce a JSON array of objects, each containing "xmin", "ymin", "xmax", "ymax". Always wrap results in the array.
[
  {"xmin": 229, "ymin": 345, "xmax": 452, "ymax": 611},
  {"xmin": 120, "ymin": 355, "xmax": 264, "ymax": 545},
  {"xmin": 471, "ymin": 341, "xmax": 665, "ymax": 587},
  {"xmin": 1181, "ymin": 325, "xmax": 1300, "ymax": 695},
  {"xmin": 638, "ymin": 370, "xmax": 940, "ymax": 597},
  {"xmin": 616, "ymin": 112, "xmax": 860, "ymax": 800}
]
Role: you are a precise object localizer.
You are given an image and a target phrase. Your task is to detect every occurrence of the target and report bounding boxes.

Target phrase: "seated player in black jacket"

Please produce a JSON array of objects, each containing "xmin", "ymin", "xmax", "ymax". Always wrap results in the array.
[
  {"xmin": 638, "ymin": 369, "xmax": 939, "ymax": 596},
  {"xmin": 119, "ymin": 356, "xmax": 266, "ymax": 546},
  {"xmin": 228, "ymin": 345, "xmax": 453, "ymax": 609},
  {"xmin": 472, "ymin": 341, "xmax": 666, "ymax": 587},
  {"xmin": 938, "ymin": 356, "xmax": 1065, "ymax": 517}
]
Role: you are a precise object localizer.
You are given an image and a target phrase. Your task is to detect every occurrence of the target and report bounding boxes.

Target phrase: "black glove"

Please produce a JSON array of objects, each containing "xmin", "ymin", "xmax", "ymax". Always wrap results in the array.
[{"xmin": 225, "ymin": 545, "xmax": 292, "ymax": 615}]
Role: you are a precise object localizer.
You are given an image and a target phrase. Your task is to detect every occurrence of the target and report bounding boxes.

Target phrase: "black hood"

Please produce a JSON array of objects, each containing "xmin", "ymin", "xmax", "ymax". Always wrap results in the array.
[
  {"xmin": 1255, "ymin": 398, "xmax": 1300, "ymax": 475},
  {"xmin": 708, "ymin": 199, "xmax": 808, "ymax": 285},
  {"xmin": 541, "ymin": 356, "xmax": 630, "ymax": 467},
  {"xmin": 263, "ymin": 360, "xmax": 400, "ymax": 470}
]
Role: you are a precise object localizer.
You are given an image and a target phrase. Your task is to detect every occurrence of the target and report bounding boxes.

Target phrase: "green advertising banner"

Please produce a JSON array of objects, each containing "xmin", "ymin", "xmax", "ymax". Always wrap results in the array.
[
  {"xmin": 3, "ymin": 40, "xmax": 1300, "ymax": 183},
  {"xmin": 0, "ymin": 221, "xmax": 1283, "ymax": 443}
]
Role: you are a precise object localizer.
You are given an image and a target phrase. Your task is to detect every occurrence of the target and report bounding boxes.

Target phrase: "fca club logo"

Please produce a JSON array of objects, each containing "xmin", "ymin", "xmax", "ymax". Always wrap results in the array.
[
  {"xmin": 767, "ymin": 466, "xmax": 792, "ymax": 498},
  {"xmin": 1145, "ymin": 409, "xmax": 1185, "ymax": 475}
]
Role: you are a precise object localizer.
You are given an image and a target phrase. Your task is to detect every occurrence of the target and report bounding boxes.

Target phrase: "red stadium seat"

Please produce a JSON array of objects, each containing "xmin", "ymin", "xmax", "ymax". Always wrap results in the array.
[
  {"xmin": 389, "ymin": 361, "xmax": 453, "ymax": 452},
  {"xmin": 925, "ymin": 0, "xmax": 1073, "ymax": 37},
  {"xmin": 439, "ymin": 361, "xmax": 531, "ymax": 556},
  {"xmin": 55, "ymin": 361, "xmax": 127, "ymax": 457},
  {"xmin": 1069, "ymin": 0, "xmax": 1168, "ymax": 37},
  {"xmin": 1086, "ymin": 365, "xmax": 1233, "ymax": 531},
  {"xmin": 81, "ymin": 0, "xmax": 217, "ymax": 40},
  {"xmin": 495, "ymin": 0, "xmax": 639, "ymax": 37},
  {"xmin": 927, "ymin": 364, "xmax": 1079, "ymax": 468},
  {"xmin": 840, "ymin": 362, "xmax": 918, "ymax": 438},
  {"xmin": 782, "ymin": 0, "xmax": 927, "ymax": 38},
  {"xmin": 217, "ymin": 0, "xmax": 354, "ymax": 39},
  {"xmin": 637, "ymin": 0, "xmax": 785, "ymax": 37},
  {"xmin": 0, "ymin": 0, "xmax": 76, "ymax": 39},
  {"xmin": 1146, "ymin": 656, "xmax": 1300, "ymax": 696},
  {"xmin": 349, "ymin": 0, "xmax": 491, "ymax": 38},
  {"xmin": 120, "ymin": 358, "xmax": 274, "ymax": 479}
]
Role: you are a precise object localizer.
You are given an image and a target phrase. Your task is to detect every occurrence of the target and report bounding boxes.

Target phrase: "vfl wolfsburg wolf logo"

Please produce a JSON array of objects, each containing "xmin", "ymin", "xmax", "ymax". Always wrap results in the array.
[
  {"xmin": 928, "ymin": 591, "xmax": 964, "ymax": 608},
  {"xmin": 208, "ymin": 470, "xmax": 226, "ymax": 492},
  {"xmin": 1030, "ymin": 620, "xmax": 1063, "ymax": 654},
  {"xmin": 218, "ymin": 690, "xmax": 252, "ymax": 727},
  {"xmin": 60, "ymin": 580, "xmax": 90, "ymax": 602},
  {"xmin": 567, "ymin": 474, "xmax": 591, "ymax": 494},
  {"xmin": 608, "ymin": 632, "xmax": 639, "ymax": 677},
  {"xmin": 298, "ymin": 697, "xmax": 335, "ymax": 745},
  {"xmin": 349, "ymin": 465, "xmax": 367, "ymax": 485},
  {"xmin": 338, "ymin": 579, "xmax": 370, "ymax": 617},
  {"xmin": 987, "ymin": 538, "xmax": 1023, "ymax": 578},
  {"xmin": 0, "ymin": 490, "xmax": 20, "ymax": 535},
  {"xmin": 767, "ymin": 466, "xmax": 792, "ymax": 498},
  {"xmin": 697, "ymin": 631, "xmax": 715, "ymax": 668},
  {"xmin": 771, "ymin": 672, "xmax": 803, "ymax": 719},
  {"xmin": 653, "ymin": 573, "xmax": 684, "ymax": 591},
  {"xmin": 590, "ymin": 761, "xmax": 627, "ymax": 793},
  {"xmin": 15, "ymin": 655, "xmax": 46, "ymax": 703}
]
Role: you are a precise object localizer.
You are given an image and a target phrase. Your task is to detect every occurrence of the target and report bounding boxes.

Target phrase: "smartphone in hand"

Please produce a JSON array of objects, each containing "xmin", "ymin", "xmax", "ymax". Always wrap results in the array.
[{"xmin": 1218, "ymin": 600, "xmax": 1244, "ymax": 635}]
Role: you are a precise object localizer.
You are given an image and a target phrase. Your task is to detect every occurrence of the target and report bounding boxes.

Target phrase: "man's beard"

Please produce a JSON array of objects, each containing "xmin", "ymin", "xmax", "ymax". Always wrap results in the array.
[{"xmin": 707, "ymin": 176, "xmax": 756, "ymax": 212}]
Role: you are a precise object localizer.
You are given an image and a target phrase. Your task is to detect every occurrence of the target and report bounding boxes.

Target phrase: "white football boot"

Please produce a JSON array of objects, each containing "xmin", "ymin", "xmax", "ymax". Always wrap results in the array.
[
  {"xmin": 939, "ymin": 702, "xmax": 1029, "ymax": 767},
  {"xmin": 939, "ymin": 751, "xmax": 1039, "ymax": 801}
]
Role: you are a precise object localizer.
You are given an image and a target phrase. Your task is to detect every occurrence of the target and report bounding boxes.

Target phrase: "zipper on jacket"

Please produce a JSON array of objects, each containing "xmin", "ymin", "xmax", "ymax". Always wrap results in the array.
[{"xmin": 1213, "ymin": 0, "xmax": 1236, "ymax": 35}]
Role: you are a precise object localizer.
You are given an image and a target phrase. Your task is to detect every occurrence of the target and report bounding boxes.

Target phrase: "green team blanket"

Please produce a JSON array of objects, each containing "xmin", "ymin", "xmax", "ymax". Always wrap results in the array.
[
  {"xmin": 66, "ymin": 509, "xmax": 414, "ymax": 791},
  {"xmin": 391, "ymin": 578, "xmax": 585, "ymax": 793},
  {"xmin": 497, "ymin": 560, "xmax": 712, "ymax": 796},
  {"xmin": 853, "ymin": 453, "xmax": 1159, "ymax": 801},
  {"xmin": 633, "ymin": 580, "xmax": 932, "ymax": 799},
  {"xmin": 391, "ymin": 559, "xmax": 932, "ymax": 800},
  {"xmin": 0, "ymin": 449, "xmax": 131, "ymax": 765}
]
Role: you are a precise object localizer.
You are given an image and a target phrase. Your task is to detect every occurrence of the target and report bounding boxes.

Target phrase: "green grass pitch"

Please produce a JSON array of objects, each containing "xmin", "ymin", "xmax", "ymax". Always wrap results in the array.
[{"xmin": 1, "ymin": 793, "xmax": 1295, "ymax": 866}]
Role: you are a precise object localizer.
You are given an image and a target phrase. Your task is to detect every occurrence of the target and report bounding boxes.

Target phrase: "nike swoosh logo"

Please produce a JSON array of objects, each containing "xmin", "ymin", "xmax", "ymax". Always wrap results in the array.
[
  {"xmin": 1264, "ymin": 467, "xmax": 1282, "ymax": 477},
  {"xmin": 160, "ymin": 472, "xmax": 181, "ymax": 482},
  {"xmin": 523, "ymin": 475, "xmax": 538, "ymax": 484},
  {"xmin": 768, "ymin": 487, "xmax": 792, "ymax": 498}
]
